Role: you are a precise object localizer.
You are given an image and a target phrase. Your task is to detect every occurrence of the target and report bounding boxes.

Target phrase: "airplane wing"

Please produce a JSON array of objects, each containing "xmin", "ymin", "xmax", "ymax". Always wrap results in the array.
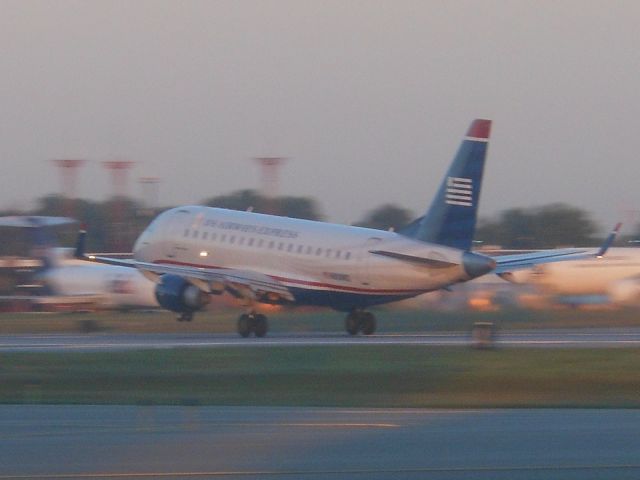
[
  {"xmin": 81, "ymin": 253, "xmax": 295, "ymax": 303},
  {"xmin": 133, "ymin": 261, "xmax": 295, "ymax": 303},
  {"xmin": 73, "ymin": 222, "xmax": 295, "ymax": 307},
  {"xmin": 82, "ymin": 255, "xmax": 137, "ymax": 267},
  {"xmin": 492, "ymin": 223, "xmax": 622, "ymax": 274}
]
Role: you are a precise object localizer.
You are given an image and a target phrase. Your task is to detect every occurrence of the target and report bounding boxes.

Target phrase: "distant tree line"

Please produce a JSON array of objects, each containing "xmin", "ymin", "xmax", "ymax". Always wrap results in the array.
[
  {"xmin": 0, "ymin": 190, "xmax": 325, "ymax": 254},
  {"xmin": 0, "ymin": 191, "xmax": 637, "ymax": 255},
  {"xmin": 475, "ymin": 203, "xmax": 602, "ymax": 249}
]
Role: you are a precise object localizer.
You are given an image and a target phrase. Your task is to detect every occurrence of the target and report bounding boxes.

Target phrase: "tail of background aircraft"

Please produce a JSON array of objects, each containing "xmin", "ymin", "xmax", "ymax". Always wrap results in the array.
[
  {"xmin": 0, "ymin": 216, "xmax": 76, "ymax": 270},
  {"xmin": 398, "ymin": 119, "xmax": 491, "ymax": 251}
]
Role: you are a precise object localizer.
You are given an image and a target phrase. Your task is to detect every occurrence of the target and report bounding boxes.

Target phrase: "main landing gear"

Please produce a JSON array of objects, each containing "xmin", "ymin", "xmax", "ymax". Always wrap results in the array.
[
  {"xmin": 177, "ymin": 312, "xmax": 194, "ymax": 322},
  {"xmin": 237, "ymin": 312, "xmax": 268, "ymax": 338},
  {"xmin": 345, "ymin": 310, "xmax": 376, "ymax": 336}
]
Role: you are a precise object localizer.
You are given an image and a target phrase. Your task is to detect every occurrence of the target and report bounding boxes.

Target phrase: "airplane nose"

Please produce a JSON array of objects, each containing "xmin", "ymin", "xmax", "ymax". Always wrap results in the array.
[{"xmin": 462, "ymin": 251, "xmax": 496, "ymax": 279}]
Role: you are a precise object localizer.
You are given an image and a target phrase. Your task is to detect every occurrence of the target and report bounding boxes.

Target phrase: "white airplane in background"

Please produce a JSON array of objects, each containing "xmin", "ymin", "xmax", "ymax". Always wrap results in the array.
[
  {"xmin": 0, "ymin": 216, "xmax": 158, "ymax": 311},
  {"xmin": 499, "ymin": 241, "xmax": 640, "ymax": 306},
  {"xmin": 84, "ymin": 119, "xmax": 615, "ymax": 336}
]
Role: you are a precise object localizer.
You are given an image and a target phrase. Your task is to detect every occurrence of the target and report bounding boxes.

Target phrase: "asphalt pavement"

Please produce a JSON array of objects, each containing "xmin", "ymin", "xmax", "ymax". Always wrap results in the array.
[
  {"xmin": 2, "ymin": 328, "xmax": 640, "ymax": 352},
  {"xmin": 1, "ymin": 406, "xmax": 639, "ymax": 479}
]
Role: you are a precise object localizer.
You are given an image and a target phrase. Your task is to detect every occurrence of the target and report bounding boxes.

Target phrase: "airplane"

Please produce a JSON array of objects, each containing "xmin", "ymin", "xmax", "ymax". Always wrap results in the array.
[
  {"xmin": 83, "ymin": 119, "xmax": 614, "ymax": 336},
  {"xmin": 499, "ymin": 241, "xmax": 640, "ymax": 307},
  {"xmin": 0, "ymin": 216, "xmax": 159, "ymax": 311}
]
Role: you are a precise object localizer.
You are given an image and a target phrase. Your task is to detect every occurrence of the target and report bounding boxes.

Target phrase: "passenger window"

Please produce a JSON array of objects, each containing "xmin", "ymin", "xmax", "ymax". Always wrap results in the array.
[
  {"xmin": 184, "ymin": 229, "xmax": 190, "ymax": 237},
  {"xmin": 287, "ymin": 244, "xmax": 294, "ymax": 252},
  {"xmin": 297, "ymin": 245, "xmax": 303, "ymax": 254},
  {"xmin": 192, "ymin": 230, "xmax": 199, "ymax": 238},
  {"xmin": 268, "ymin": 241, "xmax": 275, "ymax": 249},
  {"xmin": 316, "ymin": 248, "xmax": 322, "ymax": 256},
  {"xmin": 248, "ymin": 238, "xmax": 254, "ymax": 246},
  {"xmin": 345, "ymin": 252, "xmax": 351, "ymax": 260},
  {"xmin": 211, "ymin": 233, "xmax": 217, "ymax": 241},
  {"xmin": 306, "ymin": 246, "xmax": 313, "ymax": 255},
  {"xmin": 221, "ymin": 234, "xmax": 226, "ymax": 242},
  {"xmin": 335, "ymin": 250, "xmax": 341, "ymax": 259},
  {"xmin": 230, "ymin": 236, "xmax": 235, "ymax": 244},
  {"xmin": 202, "ymin": 231, "xmax": 208, "ymax": 240},
  {"xmin": 325, "ymin": 249, "xmax": 332, "ymax": 258},
  {"xmin": 278, "ymin": 242, "xmax": 284, "ymax": 251}
]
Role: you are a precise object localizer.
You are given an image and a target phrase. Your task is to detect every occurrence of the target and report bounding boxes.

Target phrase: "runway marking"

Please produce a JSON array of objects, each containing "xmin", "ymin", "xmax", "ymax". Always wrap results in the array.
[
  {"xmin": 3, "ymin": 464, "xmax": 640, "ymax": 478},
  {"xmin": 253, "ymin": 422, "xmax": 399, "ymax": 428},
  {"xmin": 4, "ymin": 329, "xmax": 640, "ymax": 351},
  {"xmin": 2, "ymin": 421, "xmax": 399, "ymax": 439}
]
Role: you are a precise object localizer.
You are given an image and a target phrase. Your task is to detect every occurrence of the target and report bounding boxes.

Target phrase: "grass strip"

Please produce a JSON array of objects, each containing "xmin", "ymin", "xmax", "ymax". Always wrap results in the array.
[{"xmin": 1, "ymin": 346, "xmax": 639, "ymax": 408}]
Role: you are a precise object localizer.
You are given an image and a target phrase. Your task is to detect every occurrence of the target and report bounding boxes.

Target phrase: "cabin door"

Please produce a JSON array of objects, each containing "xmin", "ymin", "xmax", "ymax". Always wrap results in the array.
[{"xmin": 164, "ymin": 211, "xmax": 189, "ymax": 259}]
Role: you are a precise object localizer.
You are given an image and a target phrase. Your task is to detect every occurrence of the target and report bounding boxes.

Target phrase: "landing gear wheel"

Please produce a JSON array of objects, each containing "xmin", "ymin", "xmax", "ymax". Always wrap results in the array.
[
  {"xmin": 345, "ymin": 312, "xmax": 361, "ymax": 336},
  {"xmin": 177, "ymin": 312, "xmax": 193, "ymax": 322},
  {"xmin": 237, "ymin": 314, "xmax": 252, "ymax": 338},
  {"xmin": 360, "ymin": 312, "xmax": 376, "ymax": 335},
  {"xmin": 253, "ymin": 314, "xmax": 268, "ymax": 338}
]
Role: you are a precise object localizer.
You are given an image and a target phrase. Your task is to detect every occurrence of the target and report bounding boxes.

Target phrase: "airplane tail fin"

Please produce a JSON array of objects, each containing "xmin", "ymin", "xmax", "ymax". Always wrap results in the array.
[
  {"xmin": 398, "ymin": 119, "xmax": 491, "ymax": 251},
  {"xmin": 0, "ymin": 216, "xmax": 76, "ymax": 270}
]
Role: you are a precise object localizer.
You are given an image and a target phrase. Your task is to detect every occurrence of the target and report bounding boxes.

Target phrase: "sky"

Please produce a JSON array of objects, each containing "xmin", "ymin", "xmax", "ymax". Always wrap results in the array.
[{"xmin": 1, "ymin": 0, "xmax": 639, "ymax": 231}]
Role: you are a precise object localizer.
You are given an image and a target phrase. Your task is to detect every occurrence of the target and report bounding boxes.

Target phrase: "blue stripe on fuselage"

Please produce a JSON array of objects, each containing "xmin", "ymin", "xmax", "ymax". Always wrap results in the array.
[{"xmin": 288, "ymin": 287, "xmax": 422, "ymax": 311}]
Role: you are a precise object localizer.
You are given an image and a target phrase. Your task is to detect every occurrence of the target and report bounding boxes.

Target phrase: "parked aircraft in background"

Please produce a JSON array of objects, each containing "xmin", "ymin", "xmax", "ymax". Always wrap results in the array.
[
  {"xmin": 85, "ymin": 119, "xmax": 615, "ymax": 336},
  {"xmin": 0, "ymin": 216, "xmax": 158, "ymax": 311},
  {"xmin": 499, "ymin": 243, "xmax": 640, "ymax": 307}
]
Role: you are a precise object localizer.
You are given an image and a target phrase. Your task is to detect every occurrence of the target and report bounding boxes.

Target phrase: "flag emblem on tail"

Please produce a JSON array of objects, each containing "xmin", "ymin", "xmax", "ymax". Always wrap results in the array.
[{"xmin": 446, "ymin": 177, "xmax": 473, "ymax": 206}]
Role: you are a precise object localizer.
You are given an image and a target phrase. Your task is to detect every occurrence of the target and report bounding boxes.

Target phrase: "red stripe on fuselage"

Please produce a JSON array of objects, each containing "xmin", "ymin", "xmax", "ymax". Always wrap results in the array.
[{"xmin": 152, "ymin": 259, "xmax": 427, "ymax": 296}]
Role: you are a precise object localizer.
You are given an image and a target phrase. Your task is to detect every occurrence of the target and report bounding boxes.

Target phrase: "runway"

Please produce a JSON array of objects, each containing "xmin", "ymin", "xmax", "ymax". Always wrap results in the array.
[
  {"xmin": 2, "ymin": 328, "xmax": 640, "ymax": 352},
  {"xmin": 1, "ymin": 406, "xmax": 639, "ymax": 479}
]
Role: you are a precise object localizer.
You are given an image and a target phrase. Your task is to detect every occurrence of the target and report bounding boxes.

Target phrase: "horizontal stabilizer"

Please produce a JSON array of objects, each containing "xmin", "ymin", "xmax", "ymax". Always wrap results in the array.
[{"xmin": 369, "ymin": 250, "xmax": 458, "ymax": 268}]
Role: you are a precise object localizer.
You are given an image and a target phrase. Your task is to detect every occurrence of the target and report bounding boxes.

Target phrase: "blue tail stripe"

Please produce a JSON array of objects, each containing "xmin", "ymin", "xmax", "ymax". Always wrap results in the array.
[{"xmin": 399, "ymin": 119, "xmax": 490, "ymax": 251}]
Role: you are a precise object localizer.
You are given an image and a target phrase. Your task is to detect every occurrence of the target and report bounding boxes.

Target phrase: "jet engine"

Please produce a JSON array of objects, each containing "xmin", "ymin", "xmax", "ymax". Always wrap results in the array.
[{"xmin": 154, "ymin": 275, "xmax": 210, "ymax": 313}]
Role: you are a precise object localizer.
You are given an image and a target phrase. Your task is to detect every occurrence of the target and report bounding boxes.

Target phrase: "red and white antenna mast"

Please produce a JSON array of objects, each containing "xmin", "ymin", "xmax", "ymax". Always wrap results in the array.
[
  {"xmin": 103, "ymin": 160, "xmax": 134, "ymax": 199},
  {"xmin": 52, "ymin": 159, "xmax": 86, "ymax": 218},
  {"xmin": 102, "ymin": 160, "xmax": 135, "ymax": 251}
]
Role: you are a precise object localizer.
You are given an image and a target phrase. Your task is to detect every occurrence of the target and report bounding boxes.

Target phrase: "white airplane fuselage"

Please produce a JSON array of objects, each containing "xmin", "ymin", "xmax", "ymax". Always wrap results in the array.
[
  {"xmin": 501, "ymin": 247, "xmax": 640, "ymax": 305},
  {"xmin": 39, "ymin": 258, "xmax": 158, "ymax": 309},
  {"xmin": 133, "ymin": 206, "xmax": 489, "ymax": 310}
]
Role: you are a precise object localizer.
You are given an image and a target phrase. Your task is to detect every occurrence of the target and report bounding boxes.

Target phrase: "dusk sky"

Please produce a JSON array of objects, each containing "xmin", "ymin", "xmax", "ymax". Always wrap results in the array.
[{"xmin": 2, "ymin": 1, "xmax": 639, "ymax": 231}]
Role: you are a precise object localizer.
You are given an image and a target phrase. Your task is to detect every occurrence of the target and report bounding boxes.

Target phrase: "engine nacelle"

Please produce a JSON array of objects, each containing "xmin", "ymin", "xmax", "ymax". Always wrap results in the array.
[{"xmin": 155, "ymin": 275, "xmax": 210, "ymax": 313}]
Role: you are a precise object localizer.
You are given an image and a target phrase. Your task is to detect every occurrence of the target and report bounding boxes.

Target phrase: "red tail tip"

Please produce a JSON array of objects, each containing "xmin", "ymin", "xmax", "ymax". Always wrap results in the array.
[{"xmin": 466, "ymin": 119, "xmax": 492, "ymax": 139}]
